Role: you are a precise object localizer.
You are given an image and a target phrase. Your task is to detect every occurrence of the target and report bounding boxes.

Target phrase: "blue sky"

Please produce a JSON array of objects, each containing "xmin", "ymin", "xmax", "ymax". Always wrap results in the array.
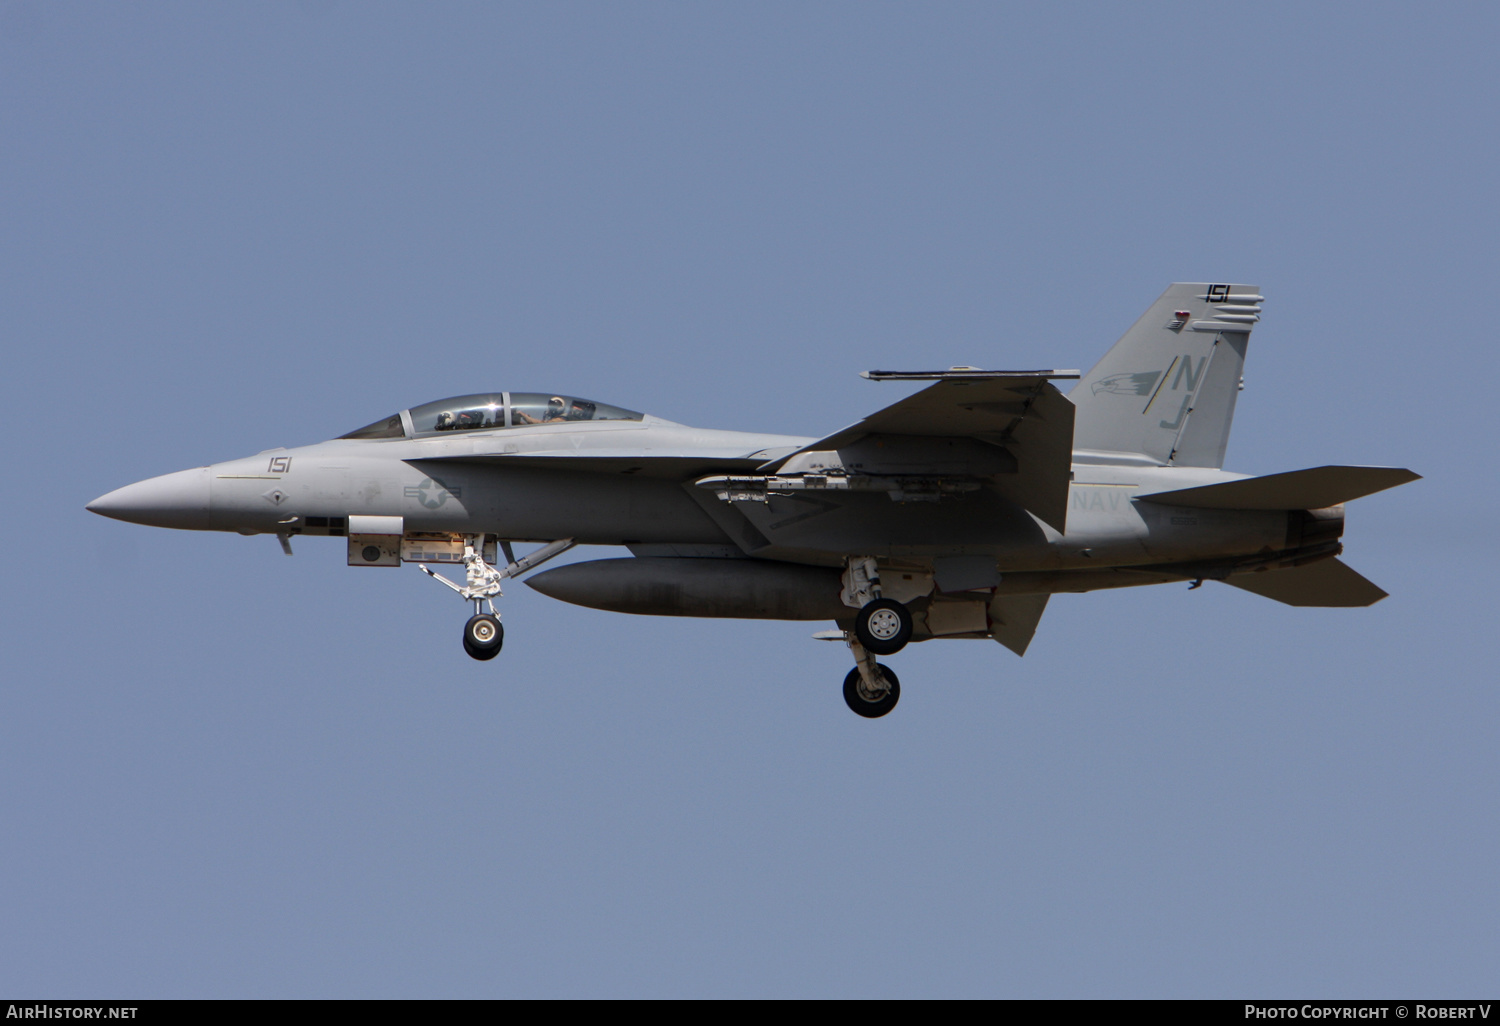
[{"xmin": 2, "ymin": 1, "xmax": 1496, "ymax": 997}]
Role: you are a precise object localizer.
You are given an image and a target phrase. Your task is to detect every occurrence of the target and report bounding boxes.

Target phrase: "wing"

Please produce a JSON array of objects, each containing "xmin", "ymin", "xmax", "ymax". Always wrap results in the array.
[{"xmin": 765, "ymin": 371, "xmax": 1079, "ymax": 532}]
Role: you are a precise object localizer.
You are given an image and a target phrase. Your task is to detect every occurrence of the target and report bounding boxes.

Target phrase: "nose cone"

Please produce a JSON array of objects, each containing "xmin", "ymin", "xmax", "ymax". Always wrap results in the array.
[{"xmin": 87, "ymin": 467, "xmax": 212, "ymax": 529}]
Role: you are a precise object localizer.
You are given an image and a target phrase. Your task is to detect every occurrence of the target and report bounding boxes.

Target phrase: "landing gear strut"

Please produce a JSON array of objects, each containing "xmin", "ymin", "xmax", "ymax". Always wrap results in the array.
[
  {"xmin": 827, "ymin": 556, "xmax": 911, "ymax": 715},
  {"xmin": 842, "ymin": 556, "xmax": 913, "ymax": 656},
  {"xmin": 419, "ymin": 535, "xmax": 575, "ymax": 661}
]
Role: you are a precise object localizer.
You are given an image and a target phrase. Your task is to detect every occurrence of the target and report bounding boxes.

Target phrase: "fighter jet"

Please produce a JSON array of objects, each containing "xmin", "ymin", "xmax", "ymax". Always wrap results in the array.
[{"xmin": 88, "ymin": 284, "xmax": 1418, "ymax": 718}]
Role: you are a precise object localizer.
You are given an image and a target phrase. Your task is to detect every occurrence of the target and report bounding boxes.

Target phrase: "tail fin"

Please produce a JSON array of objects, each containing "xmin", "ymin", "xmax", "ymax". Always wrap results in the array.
[{"xmin": 1071, "ymin": 283, "xmax": 1261, "ymax": 467}]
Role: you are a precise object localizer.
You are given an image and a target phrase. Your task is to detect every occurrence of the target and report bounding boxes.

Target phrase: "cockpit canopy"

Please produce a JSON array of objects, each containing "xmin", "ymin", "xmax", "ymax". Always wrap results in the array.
[{"xmin": 339, "ymin": 393, "xmax": 644, "ymax": 440}]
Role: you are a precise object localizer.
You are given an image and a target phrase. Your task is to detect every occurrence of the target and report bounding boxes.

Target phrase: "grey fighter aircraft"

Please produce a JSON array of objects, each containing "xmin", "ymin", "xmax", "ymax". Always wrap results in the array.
[{"xmin": 89, "ymin": 284, "xmax": 1418, "ymax": 717}]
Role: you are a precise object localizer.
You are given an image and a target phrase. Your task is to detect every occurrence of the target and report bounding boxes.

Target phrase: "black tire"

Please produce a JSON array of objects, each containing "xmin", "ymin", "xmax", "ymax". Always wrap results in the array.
[
  {"xmin": 463, "ymin": 614, "xmax": 503, "ymax": 661},
  {"xmin": 463, "ymin": 635, "xmax": 501, "ymax": 661},
  {"xmin": 854, "ymin": 598, "xmax": 912, "ymax": 656},
  {"xmin": 843, "ymin": 664, "xmax": 900, "ymax": 718}
]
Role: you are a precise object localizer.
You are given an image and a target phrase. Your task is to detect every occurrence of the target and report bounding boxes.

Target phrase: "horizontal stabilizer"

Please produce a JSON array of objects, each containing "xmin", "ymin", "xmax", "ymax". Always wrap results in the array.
[
  {"xmin": 1138, "ymin": 465, "xmax": 1419, "ymax": 510},
  {"xmin": 1223, "ymin": 558, "xmax": 1388, "ymax": 607}
]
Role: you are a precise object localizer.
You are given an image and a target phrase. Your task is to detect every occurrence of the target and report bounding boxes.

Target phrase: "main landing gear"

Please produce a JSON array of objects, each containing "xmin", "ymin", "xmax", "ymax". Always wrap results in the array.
[
  {"xmin": 420, "ymin": 535, "xmax": 575, "ymax": 661},
  {"xmin": 833, "ymin": 556, "xmax": 911, "ymax": 717},
  {"xmin": 854, "ymin": 597, "xmax": 913, "ymax": 655},
  {"xmin": 843, "ymin": 638, "xmax": 900, "ymax": 718},
  {"xmin": 842, "ymin": 556, "xmax": 913, "ymax": 656}
]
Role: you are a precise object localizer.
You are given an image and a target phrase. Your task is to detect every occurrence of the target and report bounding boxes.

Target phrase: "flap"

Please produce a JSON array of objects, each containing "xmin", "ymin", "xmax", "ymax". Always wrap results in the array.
[
  {"xmin": 769, "ymin": 374, "xmax": 1077, "ymax": 532},
  {"xmin": 988, "ymin": 593, "xmax": 1051, "ymax": 656},
  {"xmin": 1138, "ymin": 465, "xmax": 1420, "ymax": 510},
  {"xmin": 1222, "ymin": 558, "xmax": 1388, "ymax": 607}
]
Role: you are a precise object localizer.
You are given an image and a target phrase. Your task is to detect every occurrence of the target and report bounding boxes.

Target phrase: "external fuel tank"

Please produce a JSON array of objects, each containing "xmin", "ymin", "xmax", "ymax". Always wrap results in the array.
[{"xmin": 525, "ymin": 557, "xmax": 846, "ymax": 620}]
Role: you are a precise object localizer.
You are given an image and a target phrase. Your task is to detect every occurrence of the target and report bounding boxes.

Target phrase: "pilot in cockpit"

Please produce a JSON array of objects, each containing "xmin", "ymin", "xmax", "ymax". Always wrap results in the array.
[{"xmin": 515, "ymin": 397, "xmax": 571, "ymax": 425}]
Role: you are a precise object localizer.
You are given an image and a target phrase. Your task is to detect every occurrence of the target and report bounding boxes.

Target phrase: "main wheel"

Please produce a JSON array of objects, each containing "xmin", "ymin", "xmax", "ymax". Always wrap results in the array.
[
  {"xmin": 854, "ymin": 598, "xmax": 912, "ymax": 656},
  {"xmin": 463, "ymin": 614, "xmax": 503, "ymax": 661},
  {"xmin": 843, "ymin": 664, "xmax": 900, "ymax": 718}
]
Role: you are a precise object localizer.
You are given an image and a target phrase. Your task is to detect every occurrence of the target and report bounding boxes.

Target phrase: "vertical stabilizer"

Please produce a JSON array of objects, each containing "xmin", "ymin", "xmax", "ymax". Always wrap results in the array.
[{"xmin": 1071, "ymin": 283, "xmax": 1261, "ymax": 467}]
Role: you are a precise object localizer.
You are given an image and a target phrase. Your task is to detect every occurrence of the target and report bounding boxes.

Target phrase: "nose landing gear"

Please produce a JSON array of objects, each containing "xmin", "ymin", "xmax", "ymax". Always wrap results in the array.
[{"xmin": 420, "ymin": 535, "xmax": 575, "ymax": 661}]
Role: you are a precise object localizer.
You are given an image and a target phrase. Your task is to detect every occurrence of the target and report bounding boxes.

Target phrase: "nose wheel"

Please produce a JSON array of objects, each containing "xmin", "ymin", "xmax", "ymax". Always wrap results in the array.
[{"xmin": 463, "ymin": 614, "xmax": 504, "ymax": 661}]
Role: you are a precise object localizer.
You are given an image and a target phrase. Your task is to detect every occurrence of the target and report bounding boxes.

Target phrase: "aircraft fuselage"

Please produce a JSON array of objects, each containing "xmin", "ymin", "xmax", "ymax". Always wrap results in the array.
[
  {"xmin": 93, "ymin": 416, "xmax": 1295, "ymax": 574},
  {"xmin": 88, "ymin": 284, "xmax": 1413, "ymax": 718}
]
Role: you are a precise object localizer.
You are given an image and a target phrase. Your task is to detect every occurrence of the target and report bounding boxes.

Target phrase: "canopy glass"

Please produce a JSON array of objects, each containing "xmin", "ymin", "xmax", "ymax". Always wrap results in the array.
[{"xmin": 340, "ymin": 394, "xmax": 644, "ymax": 439}]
